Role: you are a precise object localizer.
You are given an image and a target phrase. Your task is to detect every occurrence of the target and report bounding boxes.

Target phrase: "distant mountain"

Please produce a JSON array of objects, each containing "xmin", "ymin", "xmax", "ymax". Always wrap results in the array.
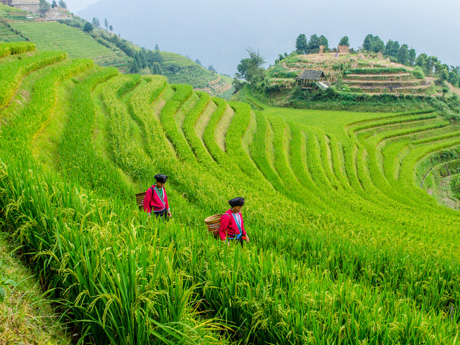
[{"xmin": 78, "ymin": 0, "xmax": 460, "ymax": 76}]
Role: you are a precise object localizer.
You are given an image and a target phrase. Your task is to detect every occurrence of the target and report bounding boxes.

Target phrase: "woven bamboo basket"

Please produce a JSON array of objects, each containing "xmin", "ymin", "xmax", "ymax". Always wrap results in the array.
[
  {"xmin": 204, "ymin": 213, "xmax": 224, "ymax": 238},
  {"xmin": 135, "ymin": 192, "xmax": 146, "ymax": 210}
]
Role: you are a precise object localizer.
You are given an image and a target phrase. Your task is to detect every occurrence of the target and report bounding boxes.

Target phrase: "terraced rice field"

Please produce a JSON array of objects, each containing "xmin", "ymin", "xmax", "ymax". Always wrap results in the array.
[
  {"xmin": 343, "ymin": 69, "xmax": 432, "ymax": 95},
  {"xmin": 9, "ymin": 21, "xmax": 128, "ymax": 68},
  {"xmin": 2, "ymin": 42, "xmax": 460, "ymax": 344}
]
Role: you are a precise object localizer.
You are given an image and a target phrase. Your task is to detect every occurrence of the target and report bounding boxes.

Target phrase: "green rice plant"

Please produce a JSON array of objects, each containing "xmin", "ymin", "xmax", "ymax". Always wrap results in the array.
[
  {"xmin": 160, "ymin": 84, "xmax": 197, "ymax": 163},
  {"xmin": 226, "ymin": 102, "xmax": 264, "ymax": 179},
  {"xmin": 0, "ymin": 51, "xmax": 67, "ymax": 109},
  {"xmin": 0, "ymin": 41, "xmax": 35, "ymax": 57}
]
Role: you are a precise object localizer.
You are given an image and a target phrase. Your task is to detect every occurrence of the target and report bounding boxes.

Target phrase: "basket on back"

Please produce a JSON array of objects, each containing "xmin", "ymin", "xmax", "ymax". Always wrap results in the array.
[
  {"xmin": 135, "ymin": 192, "xmax": 146, "ymax": 210},
  {"xmin": 204, "ymin": 213, "xmax": 224, "ymax": 238}
]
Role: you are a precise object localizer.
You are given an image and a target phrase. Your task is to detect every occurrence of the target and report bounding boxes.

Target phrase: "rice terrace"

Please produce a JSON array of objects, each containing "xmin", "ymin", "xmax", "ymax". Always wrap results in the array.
[{"xmin": 2, "ymin": 1, "xmax": 460, "ymax": 344}]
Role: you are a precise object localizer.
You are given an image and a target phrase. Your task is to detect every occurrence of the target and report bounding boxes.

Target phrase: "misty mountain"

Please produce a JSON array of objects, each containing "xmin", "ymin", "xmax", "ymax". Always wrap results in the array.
[{"xmin": 78, "ymin": 0, "xmax": 460, "ymax": 76}]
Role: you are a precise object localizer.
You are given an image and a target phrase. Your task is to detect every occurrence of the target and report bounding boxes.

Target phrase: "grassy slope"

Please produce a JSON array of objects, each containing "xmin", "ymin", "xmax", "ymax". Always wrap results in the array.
[
  {"xmin": 4, "ymin": 41, "xmax": 460, "ymax": 344},
  {"xmin": 0, "ymin": 5, "xmax": 233, "ymax": 97}
]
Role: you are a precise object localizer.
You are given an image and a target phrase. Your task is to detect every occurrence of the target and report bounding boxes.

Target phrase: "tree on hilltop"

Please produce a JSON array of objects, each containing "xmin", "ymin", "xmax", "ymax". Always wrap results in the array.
[
  {"xmin": 38, "ymin": 0, "xmax": 50, "ymax": 17},
  {"xmin": 155, "ymin": 44, "xmax": 160, "ymax": 51},
  {"xmin": 307, "ymin": 34, "xmax": 320, "ymax": 54},
  {"xmin": 363, "ymin": 34, "xmax": 384, "ymax": 53},
  {"xmin": 339, "ymin": 36, "xmax": 349, "ymax": 46},
  {"xmin": 208, "ymin": 65, "xmax": 217, "ymax": 73},
  {"xmin": 104, "ymin": 18, "xmax": 109, "ymax": 31},
  {"xmin": 319, "ymin": 35, "xmax": 329, "ymax": 51},
  {"xmin": 58, "ymin": 0, "xmax": 67, "ymax": 9},
  {"xmin": 408, "ymin": 48, "xmax": 416, "ymax": 66},
  {"xmin": 363, "ymin": 34, "xmax": 374, "ymax": 51},
  {"xmin": 295, "ymin": 34, "xmax": 308, "ymax": 54},
  {"xmin": 52, "ymin": 1, "xmax": 57, "ymax": 8},
  {"xmin": 195, "ymin": 59, "xmax": 202, "ymax": 66},
  {"xmin": 109, "ymin": 25, "xmax": 113, "ymax": 32},
  {"xmin": 397, "ymin": 44, "xmax": 409, "ymax": 65}
]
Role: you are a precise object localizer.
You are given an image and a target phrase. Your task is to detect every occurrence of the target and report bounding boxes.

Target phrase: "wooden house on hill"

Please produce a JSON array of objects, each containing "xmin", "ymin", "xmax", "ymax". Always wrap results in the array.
[{"xmin": 296, "ymin": 69, "xmax": 325, "ymax": 89}]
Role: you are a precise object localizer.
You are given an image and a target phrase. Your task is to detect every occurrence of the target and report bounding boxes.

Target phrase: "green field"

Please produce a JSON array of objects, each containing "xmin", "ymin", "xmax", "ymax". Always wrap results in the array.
[
  {"xmin": 1, "ymin": 15, "xmax": 233, "ymax": 97},
  {"xmin": 2, "ymin": 41, "xmax": 460, "ymax": 344}
]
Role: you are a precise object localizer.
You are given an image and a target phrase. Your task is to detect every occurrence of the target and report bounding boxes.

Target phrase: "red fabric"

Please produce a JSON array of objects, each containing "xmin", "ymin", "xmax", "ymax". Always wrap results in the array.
[
  {"xmin": 143, "ymin": 186, "xmax": 169, "ymax": 213},
  {"xmin": 219, "ymin": 209, "xmax": 247, "ymax": 241}
]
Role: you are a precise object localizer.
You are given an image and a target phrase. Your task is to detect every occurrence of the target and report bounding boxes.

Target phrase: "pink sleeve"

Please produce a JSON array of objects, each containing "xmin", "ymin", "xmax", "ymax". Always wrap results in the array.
[
  {"xmin": 241, "ymin": 214, "xmax": 247, "ymax": 237},
  {"xmin": 219, "ymin": 214, "xmax": 230, "ymax": 241},
  {"xmin": 143, "ymin": 188, "xmax": 152, "ymax": 213}
]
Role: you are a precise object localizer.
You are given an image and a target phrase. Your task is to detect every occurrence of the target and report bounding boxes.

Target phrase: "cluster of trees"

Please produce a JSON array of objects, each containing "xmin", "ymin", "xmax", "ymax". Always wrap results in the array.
[
  {"xmin": 362, "ymin": 34, "xmax": 416, "ymax": 66},
  {"xmin": 295, "ymin": 34, "xmax": 329, "ymax": 54},
  {"xmin": 362, "ymin": 34, "xmax": 460, "ymax": 87},
  {"xmin": 295, "ymin": 34, "xmax": 350, "ymax": 55},
  {"xmin": 128, "ymin": 46, "xmax": 164, "ymax": 74},
  {"xmin": 84, "ymin": 17, "xmax": 113, "ymax": 33},
  {"xmin": 38, "ymin": 0, "xmax": 66, "ymax": 17}
]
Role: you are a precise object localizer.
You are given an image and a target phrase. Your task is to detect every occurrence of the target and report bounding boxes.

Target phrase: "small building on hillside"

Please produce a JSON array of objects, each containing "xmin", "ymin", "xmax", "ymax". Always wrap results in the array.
[{"xmin": 296, "ymin": 69, "xmax": 325, "ymax": 89}]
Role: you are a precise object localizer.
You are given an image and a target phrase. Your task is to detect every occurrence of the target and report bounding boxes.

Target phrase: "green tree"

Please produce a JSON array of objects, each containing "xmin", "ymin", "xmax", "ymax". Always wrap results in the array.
[
  {"xmin": 363, "ymin": 34, "xmax": 374, "ymax": 51},
  {"xmin": 38, "ymin": 0, "xmax": 50, "ymax": 17},
  {"xmin": 307, "ymin": 34, "xmax": 320, "ymax": 54},
  {"xmin": 319, "ymin": 35, "xmax": 329, "ymax": 51},
  {"xmin": 109, "ymin": 25, "xmax": 113, "ymax": 32},
  {"xmin": 408, "ymin": 48, "xmax": 416, "ymax": 66},
  {"xmin": 416, "ymin": 53, "xmax": 427, "ymax": 73},
  {"xmin": 234, "ymin": 48, "xmax": 266, "ymax": 88},
  {"xmin": 385, "ymin": 40, "xmax": 394, "ymax": 56},
  {"xmin": 155, "ymin": 44, "xmax": 160, "ymax": 51},
  {"xmin": 338, "ymin": 36, "xmax": 349, "ymax": 46},
  {"xmin": 448, "ymin": 71, "xmax": 459, "ymax": 86},
  {"xmin": 295, "ymin": 34, "xmax": 308, "ymax": 54},
  {"xmin": 151, "ymin": 62, "xmax": 162, "ymax": 75},
  {"xmin": 439, "ymin": 67, "xmax": 449, "ymax": 81},
  {"xmin": 83, "ymin": 22, "xmax": 93, "ymax": 32},
  {"xmin": 397, "ymin": 44, "xmax": 409, "ymax": 65},
  {"xmin": 390, "ymin": 41, "xmax": 400, "ymax": 57},
  {"xmin": 195, "ymin": 59, "xmax": 202, "ymax": 66},
  {"xmin": 58, "ymin": 0, "xmax": 66, "ymax": 8},
  {"xmin": 92, "ymin": 17, "xmax": 100, "ymax": 28},
  {"xmin": 208, "ymin": 65, "xmax": 217, "ymax": 73},
  {"xmin": 104, "ymin": 18, "xmax": 109, "ymax": 31},
  {"xmin": 51, "ymin": 0, "xmax": 57, "ymax": 8},
  {"xmin": 372, "ymin": 36, "xmax": 385, "ymax": 53}
]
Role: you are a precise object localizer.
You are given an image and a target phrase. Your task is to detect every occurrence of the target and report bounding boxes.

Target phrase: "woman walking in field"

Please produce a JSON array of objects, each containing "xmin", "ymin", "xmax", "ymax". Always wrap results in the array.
[
  {"xmin": 219, "ymin": 197, "xmax": 249, "ymax": 245},
  {"xmin": 143, "ymin": 174, "xmax": 172, "ymax": 219}
]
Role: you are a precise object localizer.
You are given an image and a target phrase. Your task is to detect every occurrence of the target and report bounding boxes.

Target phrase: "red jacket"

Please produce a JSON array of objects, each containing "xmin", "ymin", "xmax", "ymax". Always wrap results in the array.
[
  {"xmin": 219, "ymin": 209, "xmax": 247, "ymax": 241},
  {"xmin": 143, "ymin": 186, "xmax": 169, "ymax": 213}
]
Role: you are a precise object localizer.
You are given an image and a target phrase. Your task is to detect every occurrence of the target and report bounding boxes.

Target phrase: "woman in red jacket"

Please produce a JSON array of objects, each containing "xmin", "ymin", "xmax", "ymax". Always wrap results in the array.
[
  {"xmin": 219, "ymin": 197, "xmax": 250, "ymax": 245},
  {"xmin": 143, "ymin": 174, "xmax": 171, "ymax": 219}
]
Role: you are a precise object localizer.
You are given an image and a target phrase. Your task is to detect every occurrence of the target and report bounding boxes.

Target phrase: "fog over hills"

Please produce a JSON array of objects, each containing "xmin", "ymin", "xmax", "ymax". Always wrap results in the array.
[{"xmin": 78, "ymin": 0, "xmax": 460, "ymax": 75}]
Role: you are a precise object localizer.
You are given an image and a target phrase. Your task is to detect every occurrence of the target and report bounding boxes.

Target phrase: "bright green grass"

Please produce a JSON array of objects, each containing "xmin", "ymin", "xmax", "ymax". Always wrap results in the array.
[
  {"xmin": 10, "ymin": 22, "xmax": 127, "ymax": 67},
  {"xmin": 262, "ymin": 105, "xmax": 392, "ymax": 141}
]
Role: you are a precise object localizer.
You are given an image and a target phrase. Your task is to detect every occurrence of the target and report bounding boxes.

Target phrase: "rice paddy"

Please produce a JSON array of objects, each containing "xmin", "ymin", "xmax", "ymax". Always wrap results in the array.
[{"xmin": 1, "ymin": 41, "xmax": 460, "ymax": 344}]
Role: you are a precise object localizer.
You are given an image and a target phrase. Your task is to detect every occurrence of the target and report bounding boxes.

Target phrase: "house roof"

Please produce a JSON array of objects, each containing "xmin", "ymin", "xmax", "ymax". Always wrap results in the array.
[{"xmin": 296, "ymin": 70, "xmax": 325, "ymax": 81}]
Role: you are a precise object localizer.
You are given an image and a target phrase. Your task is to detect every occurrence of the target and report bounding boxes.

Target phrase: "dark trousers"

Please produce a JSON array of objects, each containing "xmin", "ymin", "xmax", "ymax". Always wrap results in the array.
[{"xmin": 153, "ymin": 210, "xmax": 169, "ymax": 220}]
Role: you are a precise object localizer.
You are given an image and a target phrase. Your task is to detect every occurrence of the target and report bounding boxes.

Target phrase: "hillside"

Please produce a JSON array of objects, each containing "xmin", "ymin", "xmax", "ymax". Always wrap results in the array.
[
  {"xmin": 0, "ymin": 4, "xmax": 233, "ymax": 97},
  {"xmin": 2, "ymin": 40, "xmax": 460, "ymax": 343},
  {"xmin": 268, "ymin": 52, "xmax": 439, "ymax": 96}
]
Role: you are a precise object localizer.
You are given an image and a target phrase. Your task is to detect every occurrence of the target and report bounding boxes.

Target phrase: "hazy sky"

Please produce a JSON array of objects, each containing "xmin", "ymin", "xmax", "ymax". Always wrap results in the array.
[
  {"xmin": 78, "ymin": 0, "xmax": 460, "ymax": 75},
  {"xmin": 64, "ymin": 0, "xmax": 98, "ymax": 13}
]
